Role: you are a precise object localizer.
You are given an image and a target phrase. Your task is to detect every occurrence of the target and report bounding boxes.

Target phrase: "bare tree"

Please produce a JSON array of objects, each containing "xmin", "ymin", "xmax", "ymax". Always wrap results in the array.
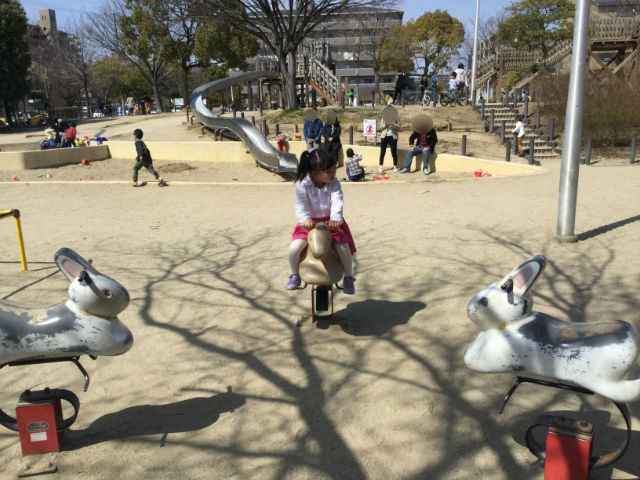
[
  {"xmin": 199, "ymin": 0, "xmax": 396, "ymax": 108},
  {"xmin": 28, "ymin": 20, "xmax": 96, "ymax": 117},
  {"xmin": 460, "ymin": 14, "xmax": 506, "ymax": 67},
  {"xmin": 84, "ymin": 0, "xmax": 169, "ymax": 110}
]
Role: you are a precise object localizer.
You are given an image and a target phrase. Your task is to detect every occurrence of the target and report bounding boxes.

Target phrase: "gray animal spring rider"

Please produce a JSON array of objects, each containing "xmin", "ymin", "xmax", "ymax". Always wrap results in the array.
[
  {"xmin": 464, "ymin": 255, "xmax": 640, "ymax": 475},
  {"xmin": 0, "ymin": 248, "xmax": 133, "ymax": 448}
]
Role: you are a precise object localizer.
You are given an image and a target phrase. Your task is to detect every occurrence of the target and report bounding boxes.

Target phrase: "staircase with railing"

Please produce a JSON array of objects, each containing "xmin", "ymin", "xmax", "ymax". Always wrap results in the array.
[
  {"xmin": 296, "ymin": 41, "xmax": 341, "ymax": 106},
  {"xmin": 474, "ymin": 17, "xmax": 640, "ymax": 92}
]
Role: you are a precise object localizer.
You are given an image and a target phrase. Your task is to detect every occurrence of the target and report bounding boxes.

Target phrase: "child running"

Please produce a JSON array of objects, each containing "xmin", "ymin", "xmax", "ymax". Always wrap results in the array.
[
  {"xmin": 131, "ymin": 128, "xmax": 166, "ymax": 187},
  {"xmin": 286, "ymin": 148, "xmax": 356, "ymax": 294}
]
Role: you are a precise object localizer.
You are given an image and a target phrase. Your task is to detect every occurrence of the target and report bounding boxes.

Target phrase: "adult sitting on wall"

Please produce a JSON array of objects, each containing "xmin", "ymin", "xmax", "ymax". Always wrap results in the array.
[{"xmin": 398, "ymin": 114, "xmax": 437, "ymax": 175}]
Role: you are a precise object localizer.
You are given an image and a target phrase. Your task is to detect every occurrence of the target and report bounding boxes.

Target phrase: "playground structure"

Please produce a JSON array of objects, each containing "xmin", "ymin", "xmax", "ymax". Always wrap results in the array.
[
  {"xmin": 474, "ymin": 16, "xmax": 640, "ymax": 97},
  {"xmin": 190, "ymin": 71, "xmax": 298, "ymax": 180},
  {"xmin": 0, "ymin": 209, "xmax": 27, "ymax": 271}
]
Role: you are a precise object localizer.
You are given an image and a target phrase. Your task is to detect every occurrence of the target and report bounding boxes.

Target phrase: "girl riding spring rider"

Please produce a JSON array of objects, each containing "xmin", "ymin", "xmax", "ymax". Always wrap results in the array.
[{"xmin": 286, "ymin": 149, "xmax": 356, "ymax": 294}]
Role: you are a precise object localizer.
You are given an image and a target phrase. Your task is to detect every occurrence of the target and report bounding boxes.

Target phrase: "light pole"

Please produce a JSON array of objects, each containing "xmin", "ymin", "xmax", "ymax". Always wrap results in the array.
[
  {"xmin": 470, "ymin": 0, "xmax": 480, "ymax": 108},
  {"xmin": 556, "ymin": 0, "xmax": 590, "ymax": 242}
]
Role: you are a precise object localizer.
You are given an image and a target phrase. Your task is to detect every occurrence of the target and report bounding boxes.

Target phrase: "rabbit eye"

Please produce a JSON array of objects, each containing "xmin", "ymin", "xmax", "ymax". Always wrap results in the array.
[{"xmin": 103, "ymin": 289, "xmax": 112, "ymax": 298}]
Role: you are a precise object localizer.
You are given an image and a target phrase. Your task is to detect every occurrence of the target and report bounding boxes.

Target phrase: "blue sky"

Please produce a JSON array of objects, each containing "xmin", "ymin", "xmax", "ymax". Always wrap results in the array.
[
  {"xmin": 400, "ymin": 0, "xmax": 514, "ymax": 27},
  {"xmin": 22, "ymin": 0, "xmax": 515, "ymax": 30}
]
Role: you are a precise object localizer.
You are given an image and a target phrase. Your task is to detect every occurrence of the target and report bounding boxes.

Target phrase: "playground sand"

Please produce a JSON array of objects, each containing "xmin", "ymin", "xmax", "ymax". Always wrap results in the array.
[{"xmin": 0, "ymin": 112, "xmax": 639, "ymax": 479}]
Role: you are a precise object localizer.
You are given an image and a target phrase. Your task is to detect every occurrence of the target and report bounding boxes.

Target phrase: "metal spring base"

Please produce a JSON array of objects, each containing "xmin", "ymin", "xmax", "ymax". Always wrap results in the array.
[
  {"xmin": 500, "ymin": 376, "xmax": 631, "ymax": 470},
  {"xmin": 0, "ymin": 356, "xmax": 91, "ymax": 432}
]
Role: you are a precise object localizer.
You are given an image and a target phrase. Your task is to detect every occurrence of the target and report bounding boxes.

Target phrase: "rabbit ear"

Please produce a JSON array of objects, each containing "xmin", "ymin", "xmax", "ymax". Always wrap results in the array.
[
  {"xmin": 54, "ymin": 248, "xmax": 99, "ymax": 282},
  {"xmin": 505, "ymin": 255, "xmax": 546, "ymax": 296}
]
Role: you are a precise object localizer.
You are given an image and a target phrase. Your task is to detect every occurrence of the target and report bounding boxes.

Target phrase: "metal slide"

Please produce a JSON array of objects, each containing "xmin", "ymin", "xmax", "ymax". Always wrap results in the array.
[{"xmin": 190, "ymin": 71, "xmax": 297, "ymax": 180}]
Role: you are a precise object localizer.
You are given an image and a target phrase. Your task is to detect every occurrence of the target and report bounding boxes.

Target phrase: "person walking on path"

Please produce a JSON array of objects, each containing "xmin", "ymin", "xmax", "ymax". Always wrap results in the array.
[
  {"xmin": 131, "ymin": 128, "xmax": 166, "ymax": 187},
  {"xmin": 345, "ymin": 148, "xmax": 365, "ymax": 182},
  {"xmin": 512, "ymin": 114, "xmax": 526, "ymax": 156},
  {"xmin": 378, "ymin": 116, "xmax": 399, "ymax": 173},
  {"xmin": 399, "ymin": 126, "xmax": 438, "ymax": 175},
  {"xmin": 285, "ymin": 149, "xmax": 357, "ymax": 294},
  {"xmin": 429, "ymin": 71, "xmax": 438, "ymax": 106},
  {"xmin": 392, "ymin": 72, "xmax": 406, "ymax": 105}
]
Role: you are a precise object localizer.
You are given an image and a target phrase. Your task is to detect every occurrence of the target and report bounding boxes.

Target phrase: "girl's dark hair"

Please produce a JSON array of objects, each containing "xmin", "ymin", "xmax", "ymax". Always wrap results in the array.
[
  {"xmin": 346, "ymin": 148, "xmax": 354, "ymax": 157},
  {"xmin": 458, "ymin": 63, "xmax": 464, "ymax": 69},
  {"xmin": 70, "ymin": 122, "xmax": 77, "ymax": 127},
  {"xmin": 295, "ymin": 148, "xmax": 336, "ymax": 183},
  {"xmin": 134, "ymin": 128, "xmax": 143, "ymax": 139}
]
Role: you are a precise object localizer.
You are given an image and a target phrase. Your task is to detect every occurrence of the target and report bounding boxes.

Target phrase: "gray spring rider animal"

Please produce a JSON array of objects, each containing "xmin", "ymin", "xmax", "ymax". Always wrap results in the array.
[
  {"xmin": 0, "ymin": 248, "xmax": 133, "ymax": 431},
  {"xmin": 464, "ymin": 255, "xmax": 640, "ymax": 468}
]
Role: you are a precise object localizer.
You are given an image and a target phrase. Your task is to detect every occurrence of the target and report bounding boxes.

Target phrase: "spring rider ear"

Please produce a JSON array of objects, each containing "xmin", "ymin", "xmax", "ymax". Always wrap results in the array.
[{"xmin": 297, "ymin": 224, "xmax": 345, "ymax": 324}]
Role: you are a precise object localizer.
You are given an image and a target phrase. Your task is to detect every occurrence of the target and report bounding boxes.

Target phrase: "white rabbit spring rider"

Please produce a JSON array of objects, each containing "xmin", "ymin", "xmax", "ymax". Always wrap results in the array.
[
  {"xmin": 0, "ymin": 248, "xmax": 133, "ymax": 457},
  {"xmin": 465, "ymin": 255, "xmax": 640, "ymax": 475}
]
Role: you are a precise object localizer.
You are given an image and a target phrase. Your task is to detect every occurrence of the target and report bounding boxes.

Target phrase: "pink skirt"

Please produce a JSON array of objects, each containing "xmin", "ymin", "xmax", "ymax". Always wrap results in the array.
[{"xmin": 291, "ymin": 217, "xmax": 356, "ymax": 254}]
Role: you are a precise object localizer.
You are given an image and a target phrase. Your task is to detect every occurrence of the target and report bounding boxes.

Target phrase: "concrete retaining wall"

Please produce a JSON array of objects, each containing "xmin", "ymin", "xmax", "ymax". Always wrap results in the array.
[
  {"xmin": 0, "ymin": 145, "xmax": 110, "ymax": 171},
  {"xmin": 1, "ymin": 140, "xmax": 542, "ymax": 177}
]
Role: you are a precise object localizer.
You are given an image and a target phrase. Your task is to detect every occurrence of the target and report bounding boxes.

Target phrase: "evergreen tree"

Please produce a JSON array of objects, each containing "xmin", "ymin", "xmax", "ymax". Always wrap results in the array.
[
  {"xmin": 496, "ymin": 0, "xmax": 574, "ymax": 61},
  {"xmin": 0, "ymin": 0, "xmax": 31, "ymax": 124}
]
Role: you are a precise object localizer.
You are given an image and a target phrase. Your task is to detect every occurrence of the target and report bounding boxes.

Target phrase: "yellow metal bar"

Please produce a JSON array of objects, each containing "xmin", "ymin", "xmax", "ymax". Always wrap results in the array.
[
  {"xmin": 1, "ymin": 209, "xmax": 27, "ymax": 271},
  {"xmin": 14, "ymin": 215, "xmax": 27, "ymax": 271}
]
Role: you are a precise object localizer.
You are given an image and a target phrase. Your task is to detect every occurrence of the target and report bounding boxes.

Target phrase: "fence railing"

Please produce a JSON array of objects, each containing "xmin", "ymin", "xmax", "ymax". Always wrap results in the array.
[{"xmin": 475, "ymin": 16, "xmax": 640, "ymax": 81}]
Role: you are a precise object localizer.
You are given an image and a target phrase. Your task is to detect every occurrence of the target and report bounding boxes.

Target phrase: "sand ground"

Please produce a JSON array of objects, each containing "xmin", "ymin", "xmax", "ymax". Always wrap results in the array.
[{"xmin": 0, "ymin": 111, "xmax": 639, "ymax": 479}]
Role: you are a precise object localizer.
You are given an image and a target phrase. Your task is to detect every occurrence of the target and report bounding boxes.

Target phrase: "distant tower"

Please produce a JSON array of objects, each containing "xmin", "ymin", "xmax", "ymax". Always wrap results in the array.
[{"xmin": 38, "ymin": 9, "xmax": 58, "ymax": 40}]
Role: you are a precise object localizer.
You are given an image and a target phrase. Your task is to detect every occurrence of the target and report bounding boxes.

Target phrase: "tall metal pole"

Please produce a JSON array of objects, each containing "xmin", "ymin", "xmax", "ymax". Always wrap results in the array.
[
  {"xmin": 470, "ymin": 0, "xmax": 480, "ymax": 108},
  {"xmin": 556, "ymin": 0, "xmax": 590, "ymax": 243}
]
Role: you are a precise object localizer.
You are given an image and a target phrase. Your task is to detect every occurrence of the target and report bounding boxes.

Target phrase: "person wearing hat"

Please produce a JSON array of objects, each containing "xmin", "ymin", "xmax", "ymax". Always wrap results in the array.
[{"xmin": 398, "ymin": 115, "xmax": 438, "ymax": 175}]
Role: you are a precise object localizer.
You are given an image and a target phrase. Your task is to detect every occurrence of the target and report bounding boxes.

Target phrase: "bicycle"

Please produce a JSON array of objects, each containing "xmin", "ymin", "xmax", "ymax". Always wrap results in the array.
[
  {"xmin": 439, "ymin": 90, "xmax": 468, "ymax": 107},
  {"xmin": 421, "ymin": 89, "xmax": 439, "ymax": 107}
]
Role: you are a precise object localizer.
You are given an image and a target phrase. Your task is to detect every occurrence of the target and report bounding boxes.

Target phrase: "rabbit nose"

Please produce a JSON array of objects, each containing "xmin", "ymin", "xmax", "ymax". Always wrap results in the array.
[{"xmin": 479, "ymin": 297, "xmax": 488, "ymax": 307}]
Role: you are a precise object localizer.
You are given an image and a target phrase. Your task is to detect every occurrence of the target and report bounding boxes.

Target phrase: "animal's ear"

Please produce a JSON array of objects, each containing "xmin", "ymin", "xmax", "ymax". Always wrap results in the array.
[
  {"xmin": 506, "ymin": 255, "xmax": 546, "ymax": 296},
  {"xmin": 54, "ymin": 248, "xmax": 98, "ymax": 282}
]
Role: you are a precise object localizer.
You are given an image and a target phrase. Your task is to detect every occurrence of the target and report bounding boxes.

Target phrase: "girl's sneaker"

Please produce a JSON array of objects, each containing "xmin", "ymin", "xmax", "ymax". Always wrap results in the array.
[
  {"xmin": 393, "ymin": 166, "xmax": 398, "ymax": 173},
  {"xmin": 378, "ymin": 166, "xmax": 384, "ymax": 173},
  {"xmin": 286, "ymin": 273, "xmax": 301, "ymax": 290},
  {"xmin": 343, "ymin": 276, "xmax": 356, "ymax": 295}
]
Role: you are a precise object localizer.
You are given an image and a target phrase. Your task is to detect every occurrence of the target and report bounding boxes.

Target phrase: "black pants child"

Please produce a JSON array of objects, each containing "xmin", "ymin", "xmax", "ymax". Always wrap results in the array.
[{"xmin": 132, "ymin": 160, "xmax": 160, "ymax": 182}]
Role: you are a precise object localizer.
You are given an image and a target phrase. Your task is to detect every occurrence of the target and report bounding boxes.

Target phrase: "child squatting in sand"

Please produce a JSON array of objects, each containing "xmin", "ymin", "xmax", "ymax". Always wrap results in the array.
[{"xmin": 286, "ymin": 148, "xmax": 357, "ymax": 294}]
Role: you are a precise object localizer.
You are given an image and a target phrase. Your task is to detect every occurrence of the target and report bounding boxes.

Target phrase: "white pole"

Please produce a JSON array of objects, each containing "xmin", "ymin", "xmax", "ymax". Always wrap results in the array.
[
  {"xmin": 556, "ymin": 0, "xmax": 590, "ymax": 242},
  {"xmin": 471, "ymin": 0, "xmax": 480, "ymax": 107}
]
